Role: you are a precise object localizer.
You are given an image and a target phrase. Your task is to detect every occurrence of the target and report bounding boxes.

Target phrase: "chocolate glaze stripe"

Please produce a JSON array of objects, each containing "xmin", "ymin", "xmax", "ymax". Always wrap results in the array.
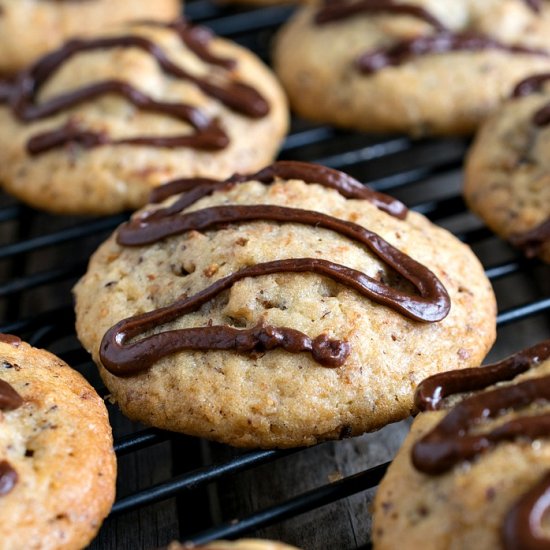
[
  {"xmin": 118, "ymin": 204, "xmax": 449, "ymax": 322},
  {"xmin": 3, "ymin": 27, "xmax": 269, "ymax": 155},
  {"xmin": 314, "ymin": 0, "xmax": 447, "ymax": 30},
  {"xmin": 0, "ymin": 379, "xmax": 23, "ymax": 411},
  {"xmin": 512, "ymin": 73, "xmax": 550, "ymax": 128},
  {"xmin": 100, "ymin": 252, "xmax": 448, "ymax": 376},
  {"xmin": 0, "ymin": 372, "xmax": 22, "ymax": 496},
  {"xmin": 101, "ymin": 157, "xmax": 449, "ymax": 375},
  {"xmin": 0, "ymin": 78, "xmax": 13, "ymax": 102},
  {"xmin": 101, "ymin": 162, "xmax": 449, "ymax": 376},
  {"xmin": 510, "ymin": 219, "xmax": 550, "ymax": 258},
  {"xmin": 122, "ymin": 203, "xmax": 448, "ymax": 320},
  {"xmin": 147, "ymin": 161, "xmax": 408, "ymax": 220},
  {"xmin": 412, "ymin": 339, "xmax": 550, "ymax": 473},
  {"xmin": 101, "ymin": 292, "xmax": 349, "ymax": 376},
  {"xmin": 496, "ymin": 76, "xmax": 550, "ymax": 243},
  {"xmin": 315, "ymin": 0, "xmax": 543, "ymax": 24},
  {"xmin": 10, "ymin": 35, "xmax": 268, "ymax": 121},
  {"xmin": 524, "ymin": 0, "xmax": 544, "ymax": 13},
  {"xmin": 513, "ymin": 73, "xmax": 550, "ymax": 98},
  {"xmin": 412, "ymin": 373, "xmax": 550, "ymax": 474},
  {"xmin": 149, "ymin": 176, "xmax": 224, "ymax": 204},
  {"xmin": 0, "ymin": 461, "xmax": 18, "ymax": 497},
  {"xmin": 26, "ymin": 108, "xmax": 228, "ymax": 156},
  {"xmin": 503, "ymin": 472, "xmax": 550, "ymax": 550},
  {"xmin": 0, "ymin": 334, "xmax": 21, "ymax": 347},
  {"xmin": 16, "ymin": 75, "xmax": 210, "ymax": 126},
  {"xmin": 415, "ymin": 340, "xmax": 550, "ymax": 411},
  {"xmin": 533, "ymin": 103, "xmax": 550, "ymax": 126},
  {"xmin": 357, "ymin": 32, "xmax": 550, "ymax": 74},
  {"xmin": 135, "ymin": 19, "xmax": 237, "ymax": 70}
]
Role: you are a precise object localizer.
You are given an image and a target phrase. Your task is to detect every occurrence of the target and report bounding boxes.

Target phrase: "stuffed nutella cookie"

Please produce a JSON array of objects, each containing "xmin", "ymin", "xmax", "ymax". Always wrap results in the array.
[
  {"xmin": 373, "ymin": 339, "xmax": 550, "ymax": 550},
  {"xmin": 465, "ymin": 73, "xmax": 550, "ymax": 263},
  {"xmin": 0, "ymin": 334, "xmax": 116, "ymax": 550},
  {"xmin": 74, "ymin": 161, "xmax": 496, "ymax": 448},
  {"xmin": 274, "ymin": 0, "xmax": 550, "ymax": 136},
  {"xmin": 0, "ymin": 19, "xmax": 288, "ymax": 215},
  {"xmin": 0, "ymin": 0, "xmax": 181, "ymax": 74}
]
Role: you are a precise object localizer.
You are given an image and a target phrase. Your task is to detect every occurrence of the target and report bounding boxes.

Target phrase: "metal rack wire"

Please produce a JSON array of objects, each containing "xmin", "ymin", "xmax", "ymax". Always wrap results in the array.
[{"xmin": 1, "ymin": 2, "xmax": 549, "ymax": 549}]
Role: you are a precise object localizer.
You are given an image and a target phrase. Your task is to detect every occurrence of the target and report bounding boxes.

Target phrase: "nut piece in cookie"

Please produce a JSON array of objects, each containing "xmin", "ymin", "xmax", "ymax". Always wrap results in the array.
[
  {"xmin": 74, "ymin": 161, "xmax": 496, "ymax": 448},
  {"xmin": 0, "ymin": 19, "xmax": 288, "ymax": 215},
  {"xmin": 0, "ymin": 333, "xmax": 116, "ymax": 550},
  {"xmin": 274, "ymin": 0, "xmax": 550, "ymax": 135},
  {"xmin": 373, "ymin": 339, "xmax": 550, "ymax": 550},
  {"xmin": 0, "ymin": 0, "xmax": 181, "ymax": 73},
  {"xmin": 465, "ymin": 72, "xmax": 550, "ymax": 263}
]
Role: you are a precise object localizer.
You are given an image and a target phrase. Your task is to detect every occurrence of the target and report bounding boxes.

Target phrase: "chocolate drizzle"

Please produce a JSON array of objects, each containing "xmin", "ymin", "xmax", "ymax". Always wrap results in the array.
[
  {"xmin": 0, "ymin": 334, "xmax": 21, "ymax": 347},
  {"xmin": 314, "ymin": 0, "xmax": 447, "ymax": 31},
  {"xmin": 0, "ymin": 461, "xmax": 18, "ymax": 497},
  {"xmin": 533, "ymin": 103, "xmax": 550, "ymax": 126},
  {"xmin": 356, "ymin": 32, "xmax": 550, "ymax": 74},
  {"xmin": 412, "ymin": 340, "xmax": 550, "ymax": 473},
  {"xmin": 102, "ymin": 303, "xmax": 351, "ymax": 376},
  {"xmin": 2, "ymin": 23, "xmax": 269, "ymax": 155},
  {"xmin": 134, "ymin": 19, "xmax": 237, "ymax": 70},
  {"xmin": 503, "ymin": 472, "xmax": 550, "ymax": 550},
  {"xmin": 508, "ymin": 74, "xmax": 550, "ymax": 256},
  {"xmin": 99, "ymin": 161, "xmax": 450, "ymax": 377},
  {"xmin": 513, "ymin": 74, "xmax": 550, "ymax": 99},
  {"xmin": 411, "ymin": 340, "xmax": 550, "ymax": 550},
  {"xmin": 120, "ymin": 205, "xmax": 449, "ymax": 318},
  {"xmin": 510, "ymin": 219, "xmax": 550, "ymax": 258},
  {"xmin": 0, "ymin": 378, "xmax": 22, "ymax": 497},
  {"xmin": 524, "ymin": 0, "xmax": 544, "ymax": 13},
  {"xmin": 412, "ymin": 374, "xmax": 550, "ymax": 474},
  {"xmin": 147, "ymin": 161, "xmax": 408, "ymax": 220},
  {"xmin": 0, "ymin": 77, "xmax": 14, "ymax": 103},
  {"xmin": 415, "ymin": 340, "xmax": 550, "ymax": 412},
  {"xmin": 512, "ymin": 72, "xmax": 550, "ymax": 128},
  {"xmin": 312, "ymin": 2, "xmax": 550, "ymax": 76},
  {"xmin": 0, "ymin": 379, "xmax": 23, "ymax": 411}
]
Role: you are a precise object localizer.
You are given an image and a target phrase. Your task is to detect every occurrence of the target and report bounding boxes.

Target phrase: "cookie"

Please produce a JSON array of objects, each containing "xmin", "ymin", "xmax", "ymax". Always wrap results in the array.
[
  {"xmin": 167, "ymin": 540, "xmax": 301, "ymax": 550},
  {"xmin": 0, "ymin": 333, "xmax": 116, "ymax": 550},
  {"xmin": 0, "ymin": 0, "xmax": 181, "ymax": 74},
  {"xmin": 274, "ymin": 0, "xmax": 550, "ymax": 136},
  {"xmin": 373, "ymin": 339, "xmax": 550, "ymax": 550},
  {"xmin": 0, "ymin": 19, "xmax": 288, "ymax": 215},
  {"xmin": 464, "ymin": 72, "xmax": 550, "ymax": 263},
  {"xmin": 73, "ymin": 161, "xmax": 496, "ymax": 448}
]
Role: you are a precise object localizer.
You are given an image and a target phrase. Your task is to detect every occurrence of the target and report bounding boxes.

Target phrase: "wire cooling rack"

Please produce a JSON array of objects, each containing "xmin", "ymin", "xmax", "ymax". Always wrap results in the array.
[{"xmin": 1, "ymin": 2, "xmax": 549, "ymax": 549}]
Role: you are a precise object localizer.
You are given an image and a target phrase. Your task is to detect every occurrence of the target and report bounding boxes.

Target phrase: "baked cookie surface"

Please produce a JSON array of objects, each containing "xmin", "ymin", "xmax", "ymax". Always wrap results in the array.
[
  {"xmin": 0, "ymin": 19, "xmax": 288, "ymax": 215},
  {"xmin": 74, "ymin": 161, "xmax": 496, "ymax": 448},
  {"xmin": 274, "ymin": 0, "xmax": 550, "ymax": 136},
  {"xmin": 0, "ymin": 334, "xmax": 116, "ymax": 550},
  {"xmin": 464, "ymin": 73, "xmax": 550, "ymax": 263},
  {"xmin": 0, "ymin": 0, "xmax": 181, "ymax": 74},
  {"xmin": 373, "ymin": 339, "xmax": 550, "ymax": 550}
]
